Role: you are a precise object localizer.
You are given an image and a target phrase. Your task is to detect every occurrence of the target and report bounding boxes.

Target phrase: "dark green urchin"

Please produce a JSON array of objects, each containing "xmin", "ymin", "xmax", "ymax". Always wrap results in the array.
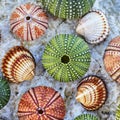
[
  {"xmin": 75, "ymin": 114, "xmax": 99, "ymax": 120},
  {"xmin": 0, "ymin": 77, "xmax": 10, "ymax": 109},
  {"xmin": 116, "ymin": 104, "xmax": 120, "ymax": 120},
  {"xmin": 42, "ymin": 34, "xmax": 91, "ymax": 82},
  {"xmin": 38, "ymin": 0, "xmax": 95, "ymax": 19}
]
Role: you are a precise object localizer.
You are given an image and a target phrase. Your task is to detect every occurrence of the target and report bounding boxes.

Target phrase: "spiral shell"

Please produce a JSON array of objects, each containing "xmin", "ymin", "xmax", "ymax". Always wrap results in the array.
[
  {"xmin": 10, "ymin": 3, "xmax": 48, "ymax": 41},
  {"xmin": 116, "ymin": 104, "xmax": 120, "ymax": 120},
  {"xmin": 76, "ymin": 76, "xmax": 107, "ymax": 110},
  {"xmin": 38, "ymin": 0, "xmax": 95, "ymax": 19},
  {"xmin": 104, "ymin": 36, "xmax": 120, "ymax": 83},
  {"xmin": 18, "ymin": 86, "xmax": 66, "ymax": 120},
  {"xmin": 0, "ymin": 77, "xmax": 10, "ymax": 109},
  {"xmin": 76, "ymin": 10, "xmax": 109, "ymax": 44},
  {"xmin": 42, "ymin": 34, "xmax": 91, "ymax": 82},
  {"xmin": 2, "ymin": 46, "xmax": 35, "ymax": 83}
]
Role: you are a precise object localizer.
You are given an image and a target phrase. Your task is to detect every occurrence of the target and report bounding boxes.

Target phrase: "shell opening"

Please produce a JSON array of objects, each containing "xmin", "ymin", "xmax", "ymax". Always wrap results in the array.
[
  {"xmin": 37, "ymin": 108, "xmax": 44, "ymax": 115},
  {"xmin": 26, "ymin": 16, "xmax": 31, "ymax": 21},
  {"xmin": 61, "ymin": 55, "xmax": 70, "ymax": 64}
]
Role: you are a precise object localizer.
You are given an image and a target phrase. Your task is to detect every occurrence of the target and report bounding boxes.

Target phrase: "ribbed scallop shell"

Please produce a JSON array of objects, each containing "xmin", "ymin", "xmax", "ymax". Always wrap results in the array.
[
  {"xmin": 39, "ymin": 0, "xmax": 95, "ymax": 19},
  {"xmin": 18, "ymin": 86, "xmax": 66, "ymax": 120},
  {"xmin": 104, "ymin": 36, "xmax": 120, "ymax": 83},
  {"xmin": 42, "ymin": 34, "xmax": 91, "ymax": 82},
  {"xmin": 116, "ymin": 104, "xmax": 120, "ymax": 120},
  {"xmin": 2, "ymin": 46, "xmax": 35, "ymax": 83},
  {"xmin": 10, "ymin": 3, "xmax": 48, "ymax": 41},
  {"xmin": 76, "ymin": 10, "xmax": 109, "ymax": 44},
  {"xmin": 0, "ymin": 77, "xmax": 10, "ymax": 109},
  {"xmin": 76, "ymin": 76, "xmax": 107, "ymax": 110}
]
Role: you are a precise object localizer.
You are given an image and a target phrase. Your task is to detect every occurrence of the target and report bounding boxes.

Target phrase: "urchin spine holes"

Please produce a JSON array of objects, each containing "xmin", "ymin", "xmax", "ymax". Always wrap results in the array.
[{"xmin": 61, "ymin": 55, "xmax": 70, "ymax": 64}]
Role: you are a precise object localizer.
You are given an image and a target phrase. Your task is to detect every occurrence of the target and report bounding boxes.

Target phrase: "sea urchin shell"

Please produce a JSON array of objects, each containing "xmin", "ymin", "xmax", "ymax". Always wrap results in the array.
[
  {"xmin": 18, "ymin": 86, "xmax": 66, "ymax": 120},
  {"xmin": 10, "ymin": 3, "xmax": 48, "ymax": 41},
  {"xmin": 42, "ymin": 34, "xmax": 91, "ymax": 82},
  {"xmin": 116, "ymin": 104, "xmax": 120, "ymax": 120}
]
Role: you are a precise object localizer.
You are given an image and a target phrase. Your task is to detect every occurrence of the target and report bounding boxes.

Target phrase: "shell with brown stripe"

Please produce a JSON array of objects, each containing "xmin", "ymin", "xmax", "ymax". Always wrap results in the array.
[{"xmin": 18, "ymin": 86, "xmax": 66, "ymax": 120}]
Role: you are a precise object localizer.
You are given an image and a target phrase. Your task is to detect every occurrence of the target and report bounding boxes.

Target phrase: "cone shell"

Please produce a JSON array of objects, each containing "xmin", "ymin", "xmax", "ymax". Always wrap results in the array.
[
  {"xmin": 104, "ymin": 36, "xmax": 120, "ymax": 83},
  {"xmin": 2, "ymin": 46, "xmax": 35, "ymax": 83},
  {"xmin": 18, "ymin": 86, "xmax": 66, "ymax": 120},
  {"xmin": 10, "ymin": 3, "xmax": 48, "ymax": 41},
  {"xmin": 116, "ymin": 104, "xmax": 120, "ymax": 120},
  {"xmin": 76, "ymin": 76, "xmax": 107, "ymax": 110},
  {"xmin": 76, "ymin": 10, "xmax": 109, "ymax": 44}
]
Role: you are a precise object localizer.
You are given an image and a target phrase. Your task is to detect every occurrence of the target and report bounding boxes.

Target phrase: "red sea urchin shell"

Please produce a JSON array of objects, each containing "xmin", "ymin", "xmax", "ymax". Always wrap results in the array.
[
  {"xmin": 18, "ymin": 86, "xmax": 66, "ymax": 120},
  {"xmin": 10, "ymin": 3, "xmax": 48, "ymax": 41}
]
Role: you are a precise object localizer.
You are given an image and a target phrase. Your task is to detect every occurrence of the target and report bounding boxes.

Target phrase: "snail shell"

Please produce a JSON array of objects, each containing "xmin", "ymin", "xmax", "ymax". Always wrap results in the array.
[
  {"xmin": 2, "ymin": 46, "xmax": 35, "ymax": 83},
  {"xmin": 76, "ymin": 76, "xmax": 107, "ymax": 110}
]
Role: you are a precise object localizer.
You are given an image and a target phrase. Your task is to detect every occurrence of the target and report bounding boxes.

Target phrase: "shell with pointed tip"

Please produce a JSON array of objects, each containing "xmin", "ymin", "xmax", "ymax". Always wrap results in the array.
[
  {"xmin": 76, "ymin": 76, "xmax": 107, "ymax": 110},
  {"xmin": 76, "ymin": 10, "xmax": 109, "ymax": 44},
  {"xmin": 0, "ymin": 77, "xmax": 10, "ymax": 110},
  {"xmin": 10, "ymin": 3, "xmax": 48, "ymax": 41},
  {"xmin": 2, "ymin": 46, "xmax": 35, "ymax": 83},
  {"xmin": 42, "ymin": 34, "xmax": 91, "ymax": 82},
  {"xmin": 116, "ymin": 104, "xmax": 120, "ymax": 120},
  {"xmin": 104, "ymin": 36, "xmax": 120, "ymax": 83},
  {"xmin": 38, "ymin": 0, "xmax": 95, "ymax": 19},
  {"xmin": 18, "ymin": 86, "xmax": 66, "ymax": 120}
]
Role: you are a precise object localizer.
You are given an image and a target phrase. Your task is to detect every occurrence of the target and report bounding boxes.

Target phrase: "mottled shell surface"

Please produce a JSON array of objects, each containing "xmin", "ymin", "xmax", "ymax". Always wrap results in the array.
[
  {"xmin": 116, "ymin": 104, "xmax": 120, "ymax": 120},
  {"xmin": 39, "ymin": 0, "xmax": 95, "ymax": 19},
  {"xmin": 2, "ymin": 46, "xmax": 35, "ymax": 83},
  {"xmin": 18, "ymin": 86, "xmax": 66, "ymax": 120},
  {"xmin": 76, "ymin": 10, "xmax": 109, "ymax": 44},
  {"xmin": 0, "ymin": 77, "xmax": 10, "ymax": 109},
  {"xmin": 104, "ymin": 36, "xmax": 120, "ymax": 83},
  {"xmin": 10, "ymin": 3, "xmax": 48, "ymax": 41},
  {"xmin": 42, "ymin": 34, "xmax": 91, "ymax": 82},
  {"xmin": 76, "ymin": 76, "xmax": 107, "ymax": 110},
  {"xmin": 75, "ymin": 114, "xmax": 99, "ymax": 120}
]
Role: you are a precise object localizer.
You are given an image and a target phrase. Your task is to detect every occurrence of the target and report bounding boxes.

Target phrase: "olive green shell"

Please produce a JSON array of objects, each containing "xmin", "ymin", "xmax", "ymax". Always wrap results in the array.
[
  {"xmin": 75, "ymin": 114, "xmax": 99, "ymax": 120},
  {"xmin": 42, "ymin": 34, "xmax": 91, "ymax": 82},
  {"xmin": 116, "ymin": 104, "xmax": 120, "ymax": 120},
  {"xmin": 0, "ymin": 77, "xmax": 10, "ymax": 109},
  {"xmin": 39, "ymin": 0, "xmax": 95, "ymax": 19}
]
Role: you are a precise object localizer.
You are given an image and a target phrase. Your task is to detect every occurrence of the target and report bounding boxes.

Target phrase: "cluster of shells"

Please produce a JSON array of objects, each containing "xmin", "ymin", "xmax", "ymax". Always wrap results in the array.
[{"xmin": 0, "ymin": 0, "xmax": 120, "ymax": 120}]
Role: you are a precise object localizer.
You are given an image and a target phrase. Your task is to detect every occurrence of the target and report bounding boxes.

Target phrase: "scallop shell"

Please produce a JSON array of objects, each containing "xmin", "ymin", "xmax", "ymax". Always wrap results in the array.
[
  {"xmin": 116, "ymin": 104, "xmax": 120, "ymax": 120},
  {"xmin": 0, "ymin": 77, "xmax": 10, "ymax": 109},
  {"xmin": 10, "ymin": 3, "xmax": 48, "ymax": 41},
  {"xmin": 38, "ymin": 0, "xmax": 95, "ymax": 19},
  {"xmin": 76, "ymin": 10, "xmax": 109, "ymax": 44},
  {"xmin": 2, "ymin": 46, "xmax": 35, "ymax": 83},
  {"xmin": 76, "ymin": 76, "xmax": 107, "ymax": 110},
  {"xmin": 42, "ymin": 34, "xmax": 91, "ymax": 82},
  {"xmin": 104, "ymin": 36, "xmax": 120, "ymax": 83},
  {"xmin": 18, "ymin": 86, "xmax": 66, "ymax": 120}
]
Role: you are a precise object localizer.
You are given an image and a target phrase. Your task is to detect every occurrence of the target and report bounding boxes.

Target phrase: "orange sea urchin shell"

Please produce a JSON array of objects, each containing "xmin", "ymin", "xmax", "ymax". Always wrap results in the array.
[
  {"xmin": 18, "ymin": 86, "xmax": 66, "ymax": 120},
  {"xmin": 10, "ymin": 3, "xmax": 48, "ymax": 41}
]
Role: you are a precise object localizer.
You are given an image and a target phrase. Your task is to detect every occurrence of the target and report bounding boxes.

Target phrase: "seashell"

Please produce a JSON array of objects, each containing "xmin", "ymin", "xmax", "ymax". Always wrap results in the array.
[
  {"xmin": 0, "ymin": 77, "xmax": 10, "ymax": 110},
  {"xmin": 18, "ymin": 86, "xmax": 66, "ymax": 120},
  {"xmin": 2, "ymin": 46, "xmax": 35, "ymax": 83},
  {"xmin": 10, "ymin": 3, "xmax": 48, "ymax": 41},
  {"xmin": 38, "ymin": 0, "xmax": 95, "ymax": 19},
  {"xmin": 42, "ymin": 34, "xmax": 91, "ymax": 82},
  {"xmin": 76, "ymin": 10, "xmax": 109, "ymax": 44},
  {"xmin": 104, "ymin": 36, "xmax": 120, "ymax": 83},
  {"xmin": 76, "ymin": 76, "xmax": 107, "ymax": 110},
  {"xmin": 116, "ymin": 104, "xmax": 120, "ymax": 120},
  {"xmin": 74, "ymin": 114, "xmax": 99, "ymax": 120}
]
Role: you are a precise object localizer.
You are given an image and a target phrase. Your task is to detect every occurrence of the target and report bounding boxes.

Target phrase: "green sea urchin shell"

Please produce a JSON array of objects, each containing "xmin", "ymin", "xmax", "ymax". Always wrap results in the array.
[
  {"xmin": 75, "ymin": 114, "xmax": 99, "ymax": 120},
  {"xmin": 39, "ymin": 0, "xmax": 95, "ymax": 19},
  {"xmin": 116, "ymin": 104, "xmax": 120, "ymax": 120},
  {"xmin": 0, "ymin": 77, "xmax": 10, "ymax": 109},
  {"xmin": 42, "ymin": 34, "xmax": 91, "ymax": 82}
]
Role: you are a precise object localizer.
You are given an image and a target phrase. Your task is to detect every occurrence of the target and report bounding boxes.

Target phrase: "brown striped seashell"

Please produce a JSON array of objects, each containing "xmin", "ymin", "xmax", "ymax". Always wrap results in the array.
[
  {"xmin": 76, "ymin": 10, "xmax": 109, "ymax": 44},
  {"xmin": 18, "ymin": 86, "xmax": 66, "ymax": 120},
  {"xmin": 104, "ymin": 36, "xmax": 120, "ymax": 83},
  {"xmin": 2, "ymin": 46, "xmax": 35, "ymax": 83},
  {"xmin": 76, "ymin": 76, "xmax": 107, "ymax": 110}
]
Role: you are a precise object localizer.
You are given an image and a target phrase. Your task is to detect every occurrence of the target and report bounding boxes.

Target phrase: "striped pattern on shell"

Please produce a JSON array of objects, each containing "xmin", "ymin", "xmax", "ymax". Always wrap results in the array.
[
  {"xmin": 18, "ymin": 86, "xmax": 66, "ymax": 120},
  {"xmin": 10, "ymin": 3, "xmax": 48, "ymax": 41},
  {"xmin": 116, "ymin": 104, "xmax": 120, "ymax": 120},
  {"xmin": 76, "ymin": 76, "xmax": 107, "ymax": 110},
  {"xmin": 76, "ymin": 9, "xmax": 109, "ymax": 44},
  {"xmin": 104, "ymin": 36, "xmax": 120, "ymax": 83},
  {"xmin": 0, "ymin": 77, "xmax": 10, "ymax": 110},
  {"xmin": 75, "ymin": 114, "xmax": 99, "ymax": 120},
  {"xmin": 39, "ymin": 0, "xmax": 95, "ymax": 19},
  {"xmin": 2, "ymin": 46, "xmax": 35, "ymax": 83},
  {"xmin": 42, "ymin": 34, "xmax": 91, "ymax": 82}
]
